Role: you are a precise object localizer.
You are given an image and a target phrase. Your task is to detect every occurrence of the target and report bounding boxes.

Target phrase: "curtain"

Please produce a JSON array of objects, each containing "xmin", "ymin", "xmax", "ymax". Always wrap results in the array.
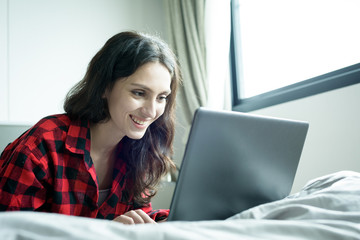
[
  {"xmin": 164, "ymin": 0, "xmax": 231, "ymax": 168},
  {"xmin": 164, "ymin": 0, "xmax": 207, "ymax": 126}
]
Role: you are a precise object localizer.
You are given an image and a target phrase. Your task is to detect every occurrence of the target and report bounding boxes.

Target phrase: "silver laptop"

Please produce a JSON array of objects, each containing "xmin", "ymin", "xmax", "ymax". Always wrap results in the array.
[{"xmin": 167, "ymin": 107, "xmax": 309, "ymax": 221}]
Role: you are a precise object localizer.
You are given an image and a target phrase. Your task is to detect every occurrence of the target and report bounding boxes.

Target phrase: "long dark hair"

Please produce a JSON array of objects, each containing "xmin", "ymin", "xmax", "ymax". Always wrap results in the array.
[{"xmin": 64, "ymin": 31, "xmax": 181, "ymax": 205}]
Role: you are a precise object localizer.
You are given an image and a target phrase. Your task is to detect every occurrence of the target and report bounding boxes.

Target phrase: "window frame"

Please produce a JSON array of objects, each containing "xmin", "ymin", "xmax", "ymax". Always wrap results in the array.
[{"xmin": 230, "ymin": 0, "xmax": 360, "ymax": 112}]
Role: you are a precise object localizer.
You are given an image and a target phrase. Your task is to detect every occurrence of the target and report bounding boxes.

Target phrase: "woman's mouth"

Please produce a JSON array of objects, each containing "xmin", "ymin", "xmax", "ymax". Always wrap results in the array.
[{"xmin": 130, "ymin": 115, "xmax": 146, "ymax": 125}]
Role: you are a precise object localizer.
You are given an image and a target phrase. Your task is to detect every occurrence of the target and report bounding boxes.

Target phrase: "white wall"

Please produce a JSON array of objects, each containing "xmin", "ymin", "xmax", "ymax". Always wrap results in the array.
[
  {"xmin": 0, "ymin": 0, "xmax": 167, "ymax": 124},
  {"xmin": 251, "ymin": 83, "xmax": 360, "ymax": 193},
  {"xmin": 0, "ymin": 0, "xmax": 9, "ymax": 121}
]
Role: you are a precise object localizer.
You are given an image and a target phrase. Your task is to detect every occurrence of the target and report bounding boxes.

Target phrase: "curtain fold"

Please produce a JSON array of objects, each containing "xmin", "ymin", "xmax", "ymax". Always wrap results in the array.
[{"xmin": 165, "ymin": 0, "xmax": 207, "ymax": 125}]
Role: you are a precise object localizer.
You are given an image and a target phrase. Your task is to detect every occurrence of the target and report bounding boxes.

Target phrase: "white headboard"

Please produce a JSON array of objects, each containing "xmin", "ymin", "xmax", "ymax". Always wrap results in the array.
[{"xmin": 0, "ymin": 124, "xmax": 32, "ymax": 153}]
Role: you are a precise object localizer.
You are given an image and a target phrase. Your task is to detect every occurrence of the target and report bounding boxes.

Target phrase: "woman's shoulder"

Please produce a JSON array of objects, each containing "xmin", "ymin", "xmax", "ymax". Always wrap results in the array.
[
  {"xmin": 2, "ymin": 114, "xmax": 72, "ymax": 154},
  {"xmin": 33, "ymin": 114, "xmax": 72, "ymax": 132},
  {"xmin": 0, "ymin": 114, "xmax": 72, "ymax": 164},
  {"xmin": 21, "ymin": 114, "xmax": 79, "ymax": 146}
]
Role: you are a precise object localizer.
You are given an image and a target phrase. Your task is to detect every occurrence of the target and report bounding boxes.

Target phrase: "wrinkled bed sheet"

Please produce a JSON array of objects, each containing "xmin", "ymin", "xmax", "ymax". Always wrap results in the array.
[{"xmin": 1, "ymin": 171, "xmax": 360, "ymax": 240}]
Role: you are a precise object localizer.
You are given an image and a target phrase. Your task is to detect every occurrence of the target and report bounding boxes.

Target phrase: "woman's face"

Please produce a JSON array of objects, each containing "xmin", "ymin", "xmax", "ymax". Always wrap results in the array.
[{"xmin": 104, "ymin": 62, "xmax": 172, "ymax": 140}]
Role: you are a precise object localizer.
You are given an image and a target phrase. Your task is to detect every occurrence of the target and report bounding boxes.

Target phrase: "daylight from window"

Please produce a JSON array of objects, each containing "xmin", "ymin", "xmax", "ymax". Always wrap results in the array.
[{"xmin": 234, "ymin": 0, "xmax": 360, "ymax": 98}]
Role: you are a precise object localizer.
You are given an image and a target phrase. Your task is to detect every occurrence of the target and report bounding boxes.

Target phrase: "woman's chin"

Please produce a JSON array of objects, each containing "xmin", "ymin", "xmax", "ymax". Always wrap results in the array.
[{"xmin": 127, "ymin": 132, "xmax": 146, "ymax": 140}]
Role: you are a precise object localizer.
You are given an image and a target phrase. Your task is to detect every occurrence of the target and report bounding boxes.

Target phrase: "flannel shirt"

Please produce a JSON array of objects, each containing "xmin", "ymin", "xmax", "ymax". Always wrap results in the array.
[{"xmin": 0, "ymin": 114, "xmax": 169, "ymax": 221}]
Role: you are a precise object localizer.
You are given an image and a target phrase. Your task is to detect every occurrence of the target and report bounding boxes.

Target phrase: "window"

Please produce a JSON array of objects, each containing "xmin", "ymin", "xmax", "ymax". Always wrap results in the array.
[{"xmin": 231, "ymin": 0, "xmax": 360, "ymax": 112}]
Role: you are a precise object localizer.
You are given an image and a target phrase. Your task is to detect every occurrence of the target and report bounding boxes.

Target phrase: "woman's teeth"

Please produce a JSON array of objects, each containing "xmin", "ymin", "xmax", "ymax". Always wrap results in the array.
[{"xmin": 131, "ymin": 116, "xmax": 145, "ymax": 125}]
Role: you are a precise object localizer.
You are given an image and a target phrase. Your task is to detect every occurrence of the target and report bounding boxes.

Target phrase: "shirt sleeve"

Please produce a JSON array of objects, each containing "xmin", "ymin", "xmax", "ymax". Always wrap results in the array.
[
  {"xmin": 136, "ymin": 202, "xmax": 170, "ymax": 222},
  {"xmin": 0, "ymin": 147, "xmax": 48, "ymax": 211},
  {"xmin": 148, "ymin": 208, "xmax": 170, "ymax": 222}
]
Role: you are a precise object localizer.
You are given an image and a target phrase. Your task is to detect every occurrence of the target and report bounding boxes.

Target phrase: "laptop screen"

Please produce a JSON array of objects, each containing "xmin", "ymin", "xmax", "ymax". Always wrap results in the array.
[{"xmin": 167, "ymin": 108, "xmax": 309, "ymax": 221}]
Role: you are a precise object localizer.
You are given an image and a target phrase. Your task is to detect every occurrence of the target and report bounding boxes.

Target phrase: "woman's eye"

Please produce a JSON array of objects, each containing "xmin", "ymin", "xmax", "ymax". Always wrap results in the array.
[
  {"xmin": 132, "ymin": 90, "xmax": 144, "ymax": 97},
  {"xmin": 158, "ymin": 95, "xmax": 168, "ymax": 102}
]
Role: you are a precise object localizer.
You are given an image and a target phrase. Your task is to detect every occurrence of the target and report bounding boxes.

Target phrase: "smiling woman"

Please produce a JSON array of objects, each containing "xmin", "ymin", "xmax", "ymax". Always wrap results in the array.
[
  {"xmin": 103, "ymin": 62, "xmax": 171, "ymax": 140},
  {"xmin": 0, "ymin": 31, "xmax": 182, "ymax": 225}
]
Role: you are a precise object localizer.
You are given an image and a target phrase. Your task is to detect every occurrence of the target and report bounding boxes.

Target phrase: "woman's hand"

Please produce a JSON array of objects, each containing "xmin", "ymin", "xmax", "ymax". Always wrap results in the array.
[{"xmin": 113, "ymin": 209, "xmax": 157, "ymax": 225}]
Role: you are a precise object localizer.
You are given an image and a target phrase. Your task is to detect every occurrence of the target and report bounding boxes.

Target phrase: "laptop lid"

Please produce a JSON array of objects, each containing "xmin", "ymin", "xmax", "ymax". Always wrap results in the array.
[{"xmin": 167, "ymin": 107, "xmax": 309, "ymax": 221}]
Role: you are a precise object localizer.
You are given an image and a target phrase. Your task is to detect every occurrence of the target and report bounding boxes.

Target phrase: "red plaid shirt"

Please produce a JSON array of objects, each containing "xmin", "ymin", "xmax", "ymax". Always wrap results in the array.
[{"xmin": 0, "ymin": 114, "xmax": 168, "ymax": 221}]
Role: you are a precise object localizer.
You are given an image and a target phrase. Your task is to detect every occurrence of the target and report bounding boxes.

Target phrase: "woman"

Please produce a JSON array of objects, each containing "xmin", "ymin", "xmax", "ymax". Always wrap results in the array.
[{"xmin": 0, "ymin": 31, "xmax": 182, "ymax": 224}]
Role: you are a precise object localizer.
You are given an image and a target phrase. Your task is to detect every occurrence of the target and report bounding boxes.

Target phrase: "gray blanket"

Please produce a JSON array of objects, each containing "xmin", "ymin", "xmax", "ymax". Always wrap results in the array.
[{"xmin": 1, "ymin": 171, "xmax": 360, "ymax": 240}]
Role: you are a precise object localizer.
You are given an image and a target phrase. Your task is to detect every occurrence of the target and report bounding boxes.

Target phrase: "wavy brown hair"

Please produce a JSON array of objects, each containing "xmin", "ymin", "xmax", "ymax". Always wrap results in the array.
[{"xmin": 64, "ymin": 31, "xmax": 181, "ymax": 206}]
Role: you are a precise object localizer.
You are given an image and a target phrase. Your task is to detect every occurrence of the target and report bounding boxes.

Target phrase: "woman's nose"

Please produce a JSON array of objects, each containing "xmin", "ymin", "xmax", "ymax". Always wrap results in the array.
[{"xmin": 141, "ymin": 100, "xmax": 157, "ymax": 118}]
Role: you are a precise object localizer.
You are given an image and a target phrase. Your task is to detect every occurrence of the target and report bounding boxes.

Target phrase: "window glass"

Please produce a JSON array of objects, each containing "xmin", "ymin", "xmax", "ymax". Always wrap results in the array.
[{"xmin": 232, "ymin": 0, "xmax": 360, "ymax": 98}]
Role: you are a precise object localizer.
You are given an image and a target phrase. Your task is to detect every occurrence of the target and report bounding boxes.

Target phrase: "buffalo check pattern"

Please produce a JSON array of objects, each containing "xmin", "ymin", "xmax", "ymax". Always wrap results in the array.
[{"xmin": 0, "ymin": 114, "xmax": 168, "ymax": 221}]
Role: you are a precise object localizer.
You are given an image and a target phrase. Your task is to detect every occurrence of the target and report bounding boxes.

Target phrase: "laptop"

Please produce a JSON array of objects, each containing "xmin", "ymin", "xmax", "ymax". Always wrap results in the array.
[{"xmin": 167, "ymin": 107, "xmax": 309, "ymax": 221}]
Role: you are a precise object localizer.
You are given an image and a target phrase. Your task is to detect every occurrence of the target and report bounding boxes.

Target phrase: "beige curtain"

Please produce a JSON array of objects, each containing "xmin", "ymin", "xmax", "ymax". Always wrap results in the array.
[
  {"xmin": 164, "ymin": 0, "xmax": 207, "ymax": 126},
  {"xmin": 164, "ymin": 0, "xmax": 231, "ymax": 168}
]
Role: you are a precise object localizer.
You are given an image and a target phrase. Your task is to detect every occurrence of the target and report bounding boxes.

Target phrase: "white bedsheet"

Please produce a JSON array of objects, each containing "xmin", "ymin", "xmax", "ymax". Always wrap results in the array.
[{"xmin": 1, "ymin": 171, "xmax": 360, "ymax": 240}]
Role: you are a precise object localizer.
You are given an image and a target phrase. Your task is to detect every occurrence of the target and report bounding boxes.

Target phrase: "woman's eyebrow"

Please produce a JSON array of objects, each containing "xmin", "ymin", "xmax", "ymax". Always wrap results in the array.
[{"xmin": 130, "ymin": 83, "xmax": 171, "ymax": 95}]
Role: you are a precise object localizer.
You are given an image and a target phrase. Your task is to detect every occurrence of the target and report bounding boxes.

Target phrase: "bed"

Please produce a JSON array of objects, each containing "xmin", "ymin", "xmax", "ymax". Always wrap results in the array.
[{"xmin": 1, "ymin": 170, "xmax": 359, "ymax": 240}]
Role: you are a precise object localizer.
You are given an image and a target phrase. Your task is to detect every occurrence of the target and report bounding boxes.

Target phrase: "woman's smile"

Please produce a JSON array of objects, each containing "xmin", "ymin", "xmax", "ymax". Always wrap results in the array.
[{"xmin": 130, "ymin": 115, "xmax": 148, "ymax": 128}]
